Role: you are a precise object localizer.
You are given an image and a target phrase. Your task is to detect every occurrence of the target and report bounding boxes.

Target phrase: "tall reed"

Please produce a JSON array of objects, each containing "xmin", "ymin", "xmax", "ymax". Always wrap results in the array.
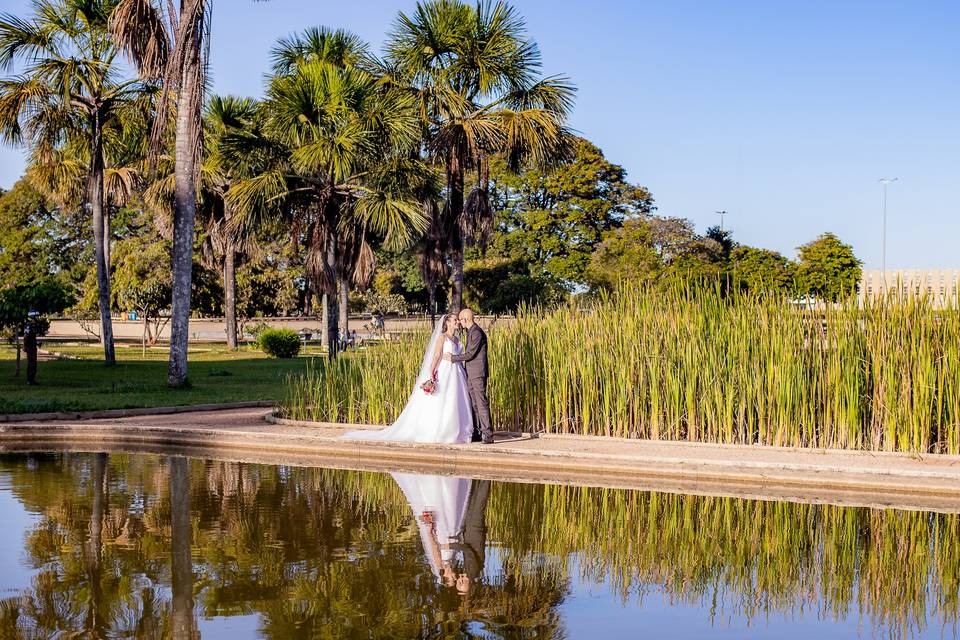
[{"xmin": 281, "ymin": 283, "xmax": 960, "ymax": 453}]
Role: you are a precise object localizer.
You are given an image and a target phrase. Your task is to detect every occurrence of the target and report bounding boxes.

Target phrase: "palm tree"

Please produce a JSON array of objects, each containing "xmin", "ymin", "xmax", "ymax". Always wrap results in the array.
[
  {"xmin": 0, "ymin": 0, "xmax": 153, "ymax": 364},
  {"xmin": 385, "ymin": 0, "xmax": 575, "ymax": 310},
  {"xmin": 145, "ymin": 94, "xmax": 259, "ymax": 350},
  {"xmin": 110, "ymin": 0, "xmax": 209, "ymax": 387},
  {"xmin": 226, "ymin": 30, "xmax": 430, "ymax": 359}
]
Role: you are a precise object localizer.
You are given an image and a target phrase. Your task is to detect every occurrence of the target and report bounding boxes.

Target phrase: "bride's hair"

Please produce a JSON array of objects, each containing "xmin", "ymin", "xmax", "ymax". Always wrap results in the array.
[{"xmin": 442, "ymin": 313, "xmax": 458, "ymax": 334}]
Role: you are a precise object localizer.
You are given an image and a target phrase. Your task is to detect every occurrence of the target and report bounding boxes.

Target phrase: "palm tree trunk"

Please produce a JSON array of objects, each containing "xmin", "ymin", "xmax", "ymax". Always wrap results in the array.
[
  {"xmin": 89, "ymin": 118, "xmax": 116, "ymax": 365},
  {"xmin": 169, "ymin": 456, "xmax": 196, "ymax": 639},
  {"xmin": 325, "ymin": 233, "xmax": 339, "ymax": 361},
  {"xmin": 319, "ymin": 292, "xmax": 328, "ymax": 349},
  {"xmin": 427, "ymin": 285, "xmax": 437, "ymax": 324},
  {"xmin": 103, "ymin": 207, "xmax": 111, "ymax": 270},
  {"xmin": 167, "ymin": 42, "xmax": 203, "ymax": 387},
  {"xmin": 338, "ymin": 276, "xmax": 349, "ymax": 350},
  {"xmin": 223, "ymin": 245, "xmax": 237, "ymax": 349},
  {"xmin": 448, "ymin": 152, "xmax": 465, "ymax": 312},
  {"xmin": 85, "ymin": 452, "xmax": 107, "ymax": 635}
]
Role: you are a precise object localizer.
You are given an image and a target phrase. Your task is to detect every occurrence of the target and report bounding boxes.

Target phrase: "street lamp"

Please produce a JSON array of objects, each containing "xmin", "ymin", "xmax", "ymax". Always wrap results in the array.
[
  {"xmin": 716, "ymin": 210, "xmax": 727, "ymax": 232},
  {"xmin": 879, "ymin": 178, "xmax": 897, "ymax": 284}
]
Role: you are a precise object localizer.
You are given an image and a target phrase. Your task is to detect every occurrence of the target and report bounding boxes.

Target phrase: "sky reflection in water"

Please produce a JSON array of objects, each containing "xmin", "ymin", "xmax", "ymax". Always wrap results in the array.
[{"xmin": 0, "ymin": 452, "xmax": 956, "ymax": 639}]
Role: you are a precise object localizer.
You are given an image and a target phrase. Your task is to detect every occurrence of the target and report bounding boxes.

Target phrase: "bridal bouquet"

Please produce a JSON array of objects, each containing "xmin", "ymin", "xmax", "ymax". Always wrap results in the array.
[{"xmin": 420, "ymin": 377, "xmax": 438, "ymax": 395}]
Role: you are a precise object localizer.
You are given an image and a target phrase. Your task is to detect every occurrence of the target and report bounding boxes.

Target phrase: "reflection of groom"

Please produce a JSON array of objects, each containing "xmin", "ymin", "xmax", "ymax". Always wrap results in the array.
[
  {"xmin": 455, "ymin": 478, "xmax": 490, "ymax": 597},
  {"xmin": 444, "ymin": 308, "xmax": 494, "ymax": 444}
]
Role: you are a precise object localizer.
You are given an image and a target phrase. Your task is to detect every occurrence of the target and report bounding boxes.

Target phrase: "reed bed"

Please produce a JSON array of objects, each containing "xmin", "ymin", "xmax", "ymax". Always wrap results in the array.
[{"xmin": 281, "ymin": 282, "xmax": 960, "ymax": 453}]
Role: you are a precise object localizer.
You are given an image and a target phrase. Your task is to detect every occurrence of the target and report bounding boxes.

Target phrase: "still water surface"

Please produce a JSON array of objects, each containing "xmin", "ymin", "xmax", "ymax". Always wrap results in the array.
[{"xmin": 0, "ymin": 452, "xmax": 957, "ymax": 639}]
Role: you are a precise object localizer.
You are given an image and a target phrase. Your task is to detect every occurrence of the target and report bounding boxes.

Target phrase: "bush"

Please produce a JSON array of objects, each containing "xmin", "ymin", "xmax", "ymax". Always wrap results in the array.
[{"xmin": 256, "ymin": 328, "xmax": 302, "ymax": 358}]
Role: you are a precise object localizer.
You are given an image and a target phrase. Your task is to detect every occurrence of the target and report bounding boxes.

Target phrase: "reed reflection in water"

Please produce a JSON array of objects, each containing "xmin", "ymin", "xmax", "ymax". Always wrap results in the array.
[{"xmin": 0, "ymin": 452, "xmax": 956, "ymax": 639}]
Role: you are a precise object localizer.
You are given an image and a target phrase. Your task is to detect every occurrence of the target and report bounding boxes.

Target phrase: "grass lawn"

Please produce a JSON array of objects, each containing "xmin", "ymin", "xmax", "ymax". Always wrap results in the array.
[{"xmin": 0, "ymin": 342, "xmax": 327, "ymax": 414}]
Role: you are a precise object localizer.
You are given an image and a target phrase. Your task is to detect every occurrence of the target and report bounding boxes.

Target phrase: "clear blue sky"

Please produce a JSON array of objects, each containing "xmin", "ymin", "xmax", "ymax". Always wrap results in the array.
[{"xmin": 1, "ymin": 0, "xmax": 957, "ymax": 268}]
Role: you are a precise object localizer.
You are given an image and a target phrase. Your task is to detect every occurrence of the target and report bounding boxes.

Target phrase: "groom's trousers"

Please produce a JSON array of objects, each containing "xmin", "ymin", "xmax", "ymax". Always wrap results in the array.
[{"xmin": 468, "ymin": 376, "xmax": 493, "ymax": 441}]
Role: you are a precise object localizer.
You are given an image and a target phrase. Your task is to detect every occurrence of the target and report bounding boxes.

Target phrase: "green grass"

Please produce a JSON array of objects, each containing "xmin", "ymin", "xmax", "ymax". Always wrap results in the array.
[{"xmin": 0, "ymin": 342, "xmax": 326, "ymax": 414}]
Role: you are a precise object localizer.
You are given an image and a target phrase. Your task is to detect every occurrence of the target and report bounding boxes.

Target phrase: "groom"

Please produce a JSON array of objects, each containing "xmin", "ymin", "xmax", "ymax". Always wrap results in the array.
[{"xmin": 444, "ymin": 308, "xmax": 494, "ymax": 444}]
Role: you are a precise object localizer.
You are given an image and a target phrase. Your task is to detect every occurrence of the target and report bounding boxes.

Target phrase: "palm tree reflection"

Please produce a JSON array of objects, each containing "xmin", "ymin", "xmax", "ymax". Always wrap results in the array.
[{"xmin": 169, "ymin": 456, "xmax": 198, "ymax": 639}]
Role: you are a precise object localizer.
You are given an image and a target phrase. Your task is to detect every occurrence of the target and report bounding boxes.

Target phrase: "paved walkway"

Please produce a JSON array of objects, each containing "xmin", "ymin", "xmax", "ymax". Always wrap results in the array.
[{"xmin": 3, "ymin": 407, "xmax": 960, "ymax": 513}]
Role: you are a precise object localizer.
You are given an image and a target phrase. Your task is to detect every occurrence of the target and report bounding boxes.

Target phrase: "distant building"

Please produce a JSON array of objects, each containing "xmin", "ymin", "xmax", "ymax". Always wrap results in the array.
[{"xmin": 860, "ymin": 269, "xmax": 960, "ymax": 307}]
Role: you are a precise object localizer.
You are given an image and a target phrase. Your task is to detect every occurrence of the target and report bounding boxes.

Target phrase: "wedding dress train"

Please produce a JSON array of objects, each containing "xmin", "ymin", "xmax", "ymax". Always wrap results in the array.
[{"xmin": 341, "ymin": 335, "xmax": 473, "ymax": 444}]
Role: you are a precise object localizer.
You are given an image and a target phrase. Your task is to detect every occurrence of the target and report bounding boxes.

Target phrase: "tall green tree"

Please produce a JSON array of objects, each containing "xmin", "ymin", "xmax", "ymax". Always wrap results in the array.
[
  {"xmin": 795, "ymin": 232, "xmax": 861, "ymax": 302},
  {"xmin": 226, "ymin": 30, "xmax": 429, "ymax": 358},
  {"xmin": 110, "ymin": 0, "xmax": 210, "ymax": 386},
  {"xmin": 728, "ymin": 245, "xmax": 796, "ymax": 294},
  {"xmin": 385, "ymin": 0, "xmax": 575, "ymax": 311},
  {"xmin": 0, "ymin": 0, "xmax": 152, "ymax": 365},
  {"xmin": 0, "ymin": 179, "xmax": 59, "ymax": 286},
  {"xmin": 145, "ymin": 94, "xmax": 261, "ymax": 349},
  {"xmin": 586, "ymin": 216, "xmax": 727, "ymax": 290},
  {"xmin": 487, "ymin": 137, "xmax": 653, "ymax": 286}
]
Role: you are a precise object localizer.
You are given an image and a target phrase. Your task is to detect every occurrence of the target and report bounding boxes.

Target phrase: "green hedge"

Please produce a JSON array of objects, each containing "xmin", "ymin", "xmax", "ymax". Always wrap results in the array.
[{"xmin": 256, "ymin": 328, "xmax": 302, "ymax": 358}]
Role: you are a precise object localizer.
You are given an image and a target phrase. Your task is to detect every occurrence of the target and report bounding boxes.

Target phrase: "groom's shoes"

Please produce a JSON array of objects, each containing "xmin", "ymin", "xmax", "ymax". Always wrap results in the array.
[{"xmin": 481, "ymin": 436, "xmax": 494, "ymax": 445}]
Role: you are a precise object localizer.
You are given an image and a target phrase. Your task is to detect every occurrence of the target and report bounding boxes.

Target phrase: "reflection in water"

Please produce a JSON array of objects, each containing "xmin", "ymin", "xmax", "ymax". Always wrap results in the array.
[
  {"xmin": 170, "ymin": 456, "xmax": 198, "ymax": 639},
  {"xmin": 0, "ymin": 452, "xmax": 956, "ymax": 639}
]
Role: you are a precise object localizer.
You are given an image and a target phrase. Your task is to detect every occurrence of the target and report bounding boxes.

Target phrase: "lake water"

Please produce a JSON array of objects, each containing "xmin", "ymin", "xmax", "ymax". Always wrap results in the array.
[{"xmin": 0, "ymin": 451, "xmax": 957, "ymax": 639}]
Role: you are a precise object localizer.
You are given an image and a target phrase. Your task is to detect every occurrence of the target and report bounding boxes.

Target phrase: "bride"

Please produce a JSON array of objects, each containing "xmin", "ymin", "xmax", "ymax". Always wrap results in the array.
[{"xmin": 341, "ymin": 314, "xmax": 474, "ymax": 444}]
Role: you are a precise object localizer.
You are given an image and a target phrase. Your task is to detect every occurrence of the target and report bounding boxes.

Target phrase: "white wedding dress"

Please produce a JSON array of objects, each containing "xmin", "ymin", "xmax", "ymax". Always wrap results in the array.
[
  {"xmin": 342, "ymin": 334, "xmax": 474, "ymax": 444},
  {"xmin": 390, "ymin": 472, "xmax": 472, "ymax": 579}
]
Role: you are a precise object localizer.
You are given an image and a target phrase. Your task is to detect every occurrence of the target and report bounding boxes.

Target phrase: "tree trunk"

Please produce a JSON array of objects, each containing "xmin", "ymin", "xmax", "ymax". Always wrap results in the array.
[
  {"xmin": 427, "ymin": 285, "xmax": 437, "ymax": 324},
  {"xmin": 325, "ymin": 233, "xmax": 339, "ymax": 361},
  {"xmin": 448, "ymin": 152, "xmax": 465, "ymax": 312},
  {"xmin": 89, "ymin": 118, "xmax": 116, "ymax": 365},
  {"xmin": 338, "ymin": 276, "xmax": 349, "ymax": 350},
  {"xmin": 167, "ymin": 38, "xmax": 203, "ymax": 387},
  {"xmin": 103, "ymin": 207, "xmax": 111, "ymax": 271},
  {"xmin": 319, "ymin": 293, "xmax": 328, "ymax": 350},
  {"xmin": 169, "ymin": 456, "xmax": 196, "ymax": 639},
  {"xmin": 14, "ymin": 334, "xmax": 21, "ymax": 377},
  {"xmin": 85, "ymin": 452, "xmax": 107, "ymax": 635},
  {"xmin": 223, "ymin": 245, "xmax": 237, "ymax": 349}
]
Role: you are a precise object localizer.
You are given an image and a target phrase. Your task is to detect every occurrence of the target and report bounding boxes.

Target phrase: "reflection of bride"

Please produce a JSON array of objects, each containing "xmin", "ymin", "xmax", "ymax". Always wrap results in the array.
[
  {"xmin": 342, "ymin": 315, "xmax": 473, "ymax": 444},
  {"xmin": 391, "ymin": 473, "xmax": 487, "ymax": 594}
]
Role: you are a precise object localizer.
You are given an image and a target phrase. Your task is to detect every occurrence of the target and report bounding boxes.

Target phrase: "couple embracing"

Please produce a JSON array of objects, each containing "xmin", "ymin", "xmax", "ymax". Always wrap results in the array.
[{"xmin": 343, "ymin": 308, "xmax": 494, "ymax": 445}]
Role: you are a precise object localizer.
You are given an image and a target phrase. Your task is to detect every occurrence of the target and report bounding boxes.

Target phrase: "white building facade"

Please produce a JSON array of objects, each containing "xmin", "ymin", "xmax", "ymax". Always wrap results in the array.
[{"xmin": 860, "ymin": 269, "xmax": 960, "ymax": 307}]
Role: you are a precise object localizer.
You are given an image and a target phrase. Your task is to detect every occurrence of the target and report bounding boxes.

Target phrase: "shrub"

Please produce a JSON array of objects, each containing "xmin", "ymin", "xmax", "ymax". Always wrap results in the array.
[{"xmin": 257, "ymin": 328, "xmax": 302, "ymax": 358}]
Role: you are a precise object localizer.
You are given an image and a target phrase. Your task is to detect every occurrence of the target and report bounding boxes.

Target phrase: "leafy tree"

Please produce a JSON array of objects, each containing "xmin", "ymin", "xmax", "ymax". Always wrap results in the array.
[
  {"xmin": 586, "ymin": 216, "xmax": 727, "ymax": 290},
  {"xmin": 488, "ymin": 138, "xmax": 653, "ymax": 286},
  {"xmin": 0, "ymin": 278, "xmax": 75, "ymax": 375},
  {"xmin": 728, "ymin": 246, "xmax": 796, "ymax": 294},
  {"xmin": 113, "ymin": 235, "xmax": 171, "ymax": 343},
  {"xmin": 385, "ymin": 0, "xmax": 575, "ymax": 311},
  {"xmin": 374, "ymin": 247, "xmax": 433, "ymax": 310},
  {"xmin": 111, "ymin": 0, "xmax": 213, "ymax": 386},
  {"xmin": 0, "ymin": 179, "xmax": 59, "ymax": 286},
  {"xmin": 0, "ymin": 0, "xmax": 153, "ymax": 364},
  {"xmin": 795, "ymin": 232, "xmax": 861, "ymax": 302},
  {"xmin": 145, "ymin": 94, "xmax": 261, "ymax": 349},
  {"xmin": 225, "ymin": 31, "xmax": 429, "ymax": 359},
  {"xmin": 463, "ymin": 258, "xmax": 566, "ymax": 314}
]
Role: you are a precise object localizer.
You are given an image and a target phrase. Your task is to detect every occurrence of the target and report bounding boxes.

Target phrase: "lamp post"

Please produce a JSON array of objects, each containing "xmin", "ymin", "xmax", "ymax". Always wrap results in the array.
[
  {"xmin": 879, "ymin": 178, "xmax": 897, "ymax": 285},
  {"xmin": 716, "ymin": 210, "xmax": 727, "ymax": 232}
]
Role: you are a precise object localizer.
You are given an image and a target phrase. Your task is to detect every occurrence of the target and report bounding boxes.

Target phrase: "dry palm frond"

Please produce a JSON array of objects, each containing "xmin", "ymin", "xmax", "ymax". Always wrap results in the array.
[
  {"xmin": 352, "ymin": 237, "xmax": 376, "ymax": 290},
  {"xmin": 462, "ymin": 154, "xmax": 493, "ymax": 253}
]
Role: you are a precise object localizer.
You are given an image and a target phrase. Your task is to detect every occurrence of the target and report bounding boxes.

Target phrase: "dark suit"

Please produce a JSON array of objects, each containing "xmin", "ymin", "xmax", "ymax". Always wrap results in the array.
[
  {"xmin": 457, "ymin": 479, "xmax": 490, "ymax": 582},
  {"xmin": 452, "ymin": 323, "xmax": 492, "ymax": 441}
]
